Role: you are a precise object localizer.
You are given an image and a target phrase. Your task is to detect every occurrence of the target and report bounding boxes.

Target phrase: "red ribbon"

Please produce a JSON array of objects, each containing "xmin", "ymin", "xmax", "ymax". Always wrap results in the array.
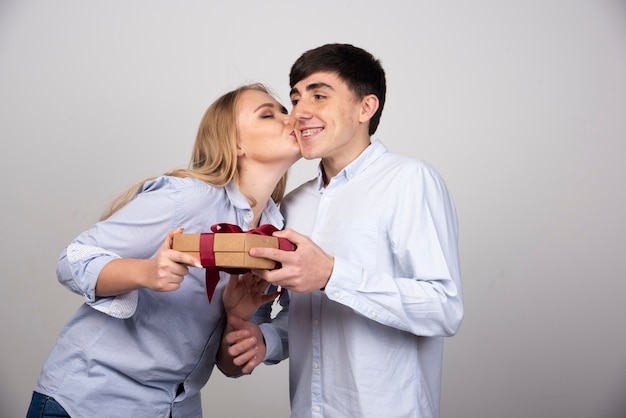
[{"xmin": 202, "ymin": 223, "xmax": 293, "ymax": 302}]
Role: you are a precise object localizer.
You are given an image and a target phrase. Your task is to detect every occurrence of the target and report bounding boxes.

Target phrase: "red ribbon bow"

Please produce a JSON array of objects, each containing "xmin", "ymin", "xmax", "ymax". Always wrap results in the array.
[{"xmin": 202, "ymin": 223, "xmax": 292, "ymax": 302}]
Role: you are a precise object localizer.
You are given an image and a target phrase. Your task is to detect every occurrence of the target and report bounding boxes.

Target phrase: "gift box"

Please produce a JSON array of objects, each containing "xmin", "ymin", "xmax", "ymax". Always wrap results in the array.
[{"xmin": 173, "ymin": 232, "xmax": 292, "ymax": 269}]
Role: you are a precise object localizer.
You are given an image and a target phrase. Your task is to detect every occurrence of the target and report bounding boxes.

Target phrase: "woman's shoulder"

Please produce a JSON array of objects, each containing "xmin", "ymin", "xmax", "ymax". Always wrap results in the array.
[
  {"xmin": 140, "ymin": 175, "xmax": 219, "ymax": 193},
  {"xmin": 140, "ymin": 175, "xmax": 227, "ymax": 206},
  {"xmin": 141, "ymin": 175, "xmax": 231, "ymax": 222}
]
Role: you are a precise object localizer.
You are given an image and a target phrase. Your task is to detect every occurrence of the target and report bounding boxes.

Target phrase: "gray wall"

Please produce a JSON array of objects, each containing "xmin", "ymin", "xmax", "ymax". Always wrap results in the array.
[{"xmin": 2, "ymin": 1, "xmax": 625, "ymax": 417}]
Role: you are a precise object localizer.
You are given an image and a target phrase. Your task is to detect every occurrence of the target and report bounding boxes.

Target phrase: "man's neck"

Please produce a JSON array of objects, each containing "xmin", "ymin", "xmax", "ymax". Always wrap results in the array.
[{"xmin": 321, "ymin": 140, "xmax": 371, "ymax": 186}]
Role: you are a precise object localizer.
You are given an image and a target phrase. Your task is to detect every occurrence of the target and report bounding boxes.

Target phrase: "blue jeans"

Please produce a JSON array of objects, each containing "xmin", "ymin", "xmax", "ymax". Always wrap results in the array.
[{"xmin": 26, "ymin": 392, "xmax": 71, "ymax": 418}]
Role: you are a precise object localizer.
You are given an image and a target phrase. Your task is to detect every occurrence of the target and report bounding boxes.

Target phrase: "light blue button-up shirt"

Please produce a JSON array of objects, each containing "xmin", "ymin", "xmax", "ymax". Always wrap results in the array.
[
  {"xmin": 264, "ymin": 140, "xmax": 464, "ymax": 418},
  {"xmin": 34, "ymin": 176, "xmax": 285, "ymax": 418}
]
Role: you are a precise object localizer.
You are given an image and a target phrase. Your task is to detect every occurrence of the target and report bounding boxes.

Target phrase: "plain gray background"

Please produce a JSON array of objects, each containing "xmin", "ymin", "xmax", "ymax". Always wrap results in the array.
[{"xmin": 2, "ymin": 1, "xmax": 625, "ymax": 417}]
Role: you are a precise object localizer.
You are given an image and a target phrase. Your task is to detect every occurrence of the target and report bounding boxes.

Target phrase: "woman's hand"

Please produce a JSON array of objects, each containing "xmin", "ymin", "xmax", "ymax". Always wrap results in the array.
[
  {"xmin": 222, "ymin": 273, "xmax": 280, "ymax": 320},
  {"xmin": 142, "ymin": 228, "xmax": 204, "ymax": 292},
  {"xmin": 96, "ymin": 228, "xmax": 202, "ymax": 296}
]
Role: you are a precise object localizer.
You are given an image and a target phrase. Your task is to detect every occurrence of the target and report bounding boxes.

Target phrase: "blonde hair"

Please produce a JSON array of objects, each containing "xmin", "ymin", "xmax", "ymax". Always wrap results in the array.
[{"xmin": 100, "ymin": 83, "xmax": 289, "ymax": 220}]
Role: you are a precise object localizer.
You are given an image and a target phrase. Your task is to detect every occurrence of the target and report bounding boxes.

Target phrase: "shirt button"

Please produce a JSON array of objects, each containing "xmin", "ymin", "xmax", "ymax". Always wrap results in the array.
[
  {"xmin": 314, "ymin": 319, "xmax": 319, "ymax": 326},
  {"xmin": 313, "ymin": 361, "xmax": 319, "ymax": 369},
  {"xmin": 313, "ymin": 406, "xmax": 321, "ymax": 413}
]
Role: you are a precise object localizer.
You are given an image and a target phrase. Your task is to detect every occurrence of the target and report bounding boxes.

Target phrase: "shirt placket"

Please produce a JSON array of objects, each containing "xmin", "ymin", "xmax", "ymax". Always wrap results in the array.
[
  {"xmin": 243, "ymin": 208, "xmax": 254, "ymax": 230},
  {"xmin": 310, "ymin": 185, "xmax": 333, "ymax": 416}
]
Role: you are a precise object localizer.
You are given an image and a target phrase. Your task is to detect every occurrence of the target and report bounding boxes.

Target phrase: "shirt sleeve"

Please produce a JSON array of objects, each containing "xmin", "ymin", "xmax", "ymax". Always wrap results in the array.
[
  {"xmin": 324, "ymin": 164, "xmax": 464, "ymax": 337},
  {"xmin": 57, "ymin": 243, "xmax": 138, "ymax": 319},
  {"xmin": 257, "ymin": 290, "xmax": 289, "ymax": 363},
  {"xmin": 55, "ymin": 177, "xmax": 182, "ymax": 318}
]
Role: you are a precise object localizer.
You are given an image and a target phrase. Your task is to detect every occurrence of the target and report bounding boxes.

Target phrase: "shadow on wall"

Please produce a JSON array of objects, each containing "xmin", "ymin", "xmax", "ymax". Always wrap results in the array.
[{"xmin": 601, "ymin": 376, "xmax": 626, "ymax": 418}]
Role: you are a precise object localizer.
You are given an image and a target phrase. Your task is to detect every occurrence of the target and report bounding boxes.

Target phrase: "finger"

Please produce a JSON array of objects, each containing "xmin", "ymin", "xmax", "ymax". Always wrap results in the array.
[
  {"xmin": 248, "ymin": 276, "xmax": 268, "ymax": 291},
  {"xmin": 163, "ymin": 229, "xmax": 203, "ymax": 268},
  {"xmin": 233, "ymin": 345, "xmax": 260, "ymax": 367},
  {"xmin": 272, "ymin": 228, "xmax": 304, "ymax": 246},
  {"xmin": 224, "ymin": 329, "xmax": 252, "ymax": 345},
  {"xmin": 250, "ymin": 268, "xmax": 271, "ymax": 281},
  {"xmin": 168, "ymin": 247, "xmax": 202, "ymax": 269},
  {"xmin": 241, "ymin": 356, "xmax": 263, "ymax": 374},
  {"xmin": 166, "ymin": 259, "xmax": 190, "ymax": 277},
  {"xmin": 229, "ymin": 338, "xmax": 259, "ymax": 360},
  {"xmin": 259, "ymin": 291, "xmax": 281, "ymax": 305},
  {"xmin": 225, "ymin": 274, "xmax": 240, "ymax": 288},
  {"xmin": 249, "ymin": 229, "xmax": 301, "ymax": 264},
  {"xmin": 161, "ymin": 265, "xmax": 186, "ymax": 284},
  {"xmin": 163, "ymin": 228, "xmax": 184, "ymax": 250},
  {"xmin": 248, "ymin": 246, "xmax": 290, "ymax": 264},
  {"xmin": 251, "ymin": 266, "xmax": 292, "ymax": 286}
]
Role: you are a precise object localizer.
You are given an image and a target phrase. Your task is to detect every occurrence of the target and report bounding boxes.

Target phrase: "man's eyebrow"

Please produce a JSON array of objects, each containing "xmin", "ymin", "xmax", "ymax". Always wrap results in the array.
[{"xmin": 290, "ymin": 82, "xmax": 334, "ymax": 97}]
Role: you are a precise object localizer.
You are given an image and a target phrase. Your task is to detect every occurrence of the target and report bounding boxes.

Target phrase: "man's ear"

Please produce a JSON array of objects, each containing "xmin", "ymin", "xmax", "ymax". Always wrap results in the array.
[{"xmin": 359, "ymin": 94, "xmax": 379, "ymax": 123}]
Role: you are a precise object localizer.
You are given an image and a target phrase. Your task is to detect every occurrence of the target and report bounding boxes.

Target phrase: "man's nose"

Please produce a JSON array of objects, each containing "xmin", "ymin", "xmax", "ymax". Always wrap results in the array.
[{"xmin": 290, "ymin": 102, "xmax": 312, "ymax": 120}]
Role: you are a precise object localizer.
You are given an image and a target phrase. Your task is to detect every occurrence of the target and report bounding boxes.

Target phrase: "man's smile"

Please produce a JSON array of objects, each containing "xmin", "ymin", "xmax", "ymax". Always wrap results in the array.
[{"xmin": 301, "ymin": 128, "xmax": 323, "ymax": 138}]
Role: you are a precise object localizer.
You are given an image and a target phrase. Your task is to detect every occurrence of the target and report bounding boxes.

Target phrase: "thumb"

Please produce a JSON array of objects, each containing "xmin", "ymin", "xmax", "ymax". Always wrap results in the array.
[
  {"xmin": 260, "ymin": 290, "xmax": 281, "ymax": 305},
  {"xmin": 163, "ymin": 228, "xmax": 185, "ymax": 250}
]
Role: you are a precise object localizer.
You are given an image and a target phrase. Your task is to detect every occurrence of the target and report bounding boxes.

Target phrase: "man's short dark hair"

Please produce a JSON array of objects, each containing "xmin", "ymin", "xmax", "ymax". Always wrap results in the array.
[{"xmin": 289, "ymin": 43, "xmax": 386, "ymax": 135}]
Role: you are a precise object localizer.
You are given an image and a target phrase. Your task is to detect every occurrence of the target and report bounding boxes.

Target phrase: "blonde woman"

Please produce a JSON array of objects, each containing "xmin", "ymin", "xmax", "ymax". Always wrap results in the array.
[{"xmin": 27, "ymin": 83, "xmax": 301, "ymax": 418}]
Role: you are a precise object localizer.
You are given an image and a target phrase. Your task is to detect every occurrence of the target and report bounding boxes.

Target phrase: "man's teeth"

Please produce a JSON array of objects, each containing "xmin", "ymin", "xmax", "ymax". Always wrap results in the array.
[{"xmin": 302, "ymin": 128, "xmax": 321, "ymax": 137}]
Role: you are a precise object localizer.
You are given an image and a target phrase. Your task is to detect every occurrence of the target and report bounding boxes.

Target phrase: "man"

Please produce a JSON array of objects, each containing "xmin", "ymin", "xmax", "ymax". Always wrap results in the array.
[{"xmin": 220, "ymin": 43, "xmax": 464, "ymax": 418}]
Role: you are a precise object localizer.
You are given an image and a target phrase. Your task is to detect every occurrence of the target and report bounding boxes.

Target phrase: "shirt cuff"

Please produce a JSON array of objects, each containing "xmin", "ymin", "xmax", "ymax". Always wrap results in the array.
[
  {"xmin": 89, "ymin": 291, "xmax": 138, "ymax": 319},
  {"xmin": 259, "ymin": 322, "xmax": 284, "ymax": 364},
  {"xmin": 66, "ymin": 243, "xmax": 138, "ymax": 318},
  {"xmin": 324, "ymin": 256, "xmax": 361, "ymax": 297}
]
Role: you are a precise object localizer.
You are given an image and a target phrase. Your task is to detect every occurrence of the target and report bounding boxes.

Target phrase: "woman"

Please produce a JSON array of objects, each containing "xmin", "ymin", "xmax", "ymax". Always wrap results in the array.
[{"xmin": 26, "ymin": 83, "xmax": 301, "ymax": 418}]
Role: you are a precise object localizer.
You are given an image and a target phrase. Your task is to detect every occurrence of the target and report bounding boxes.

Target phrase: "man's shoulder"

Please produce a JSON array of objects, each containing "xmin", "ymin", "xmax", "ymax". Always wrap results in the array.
[{"xmin": 376, "ymin": 150, "xmax": 435, "ymax": 172}]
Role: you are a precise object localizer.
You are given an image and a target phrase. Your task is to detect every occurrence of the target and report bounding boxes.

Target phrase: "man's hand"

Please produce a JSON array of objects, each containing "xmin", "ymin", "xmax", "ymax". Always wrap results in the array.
[
  {"xmin": 249, "ymin": 228, "xmax": 334, "ymax": 293},
  {"xmin": 222, "ymin": 273, "xmax": 279, "ymax": 320},
  {"xmin": 217, "ymin": 315, "xmax": 266, "ymax": 376}
]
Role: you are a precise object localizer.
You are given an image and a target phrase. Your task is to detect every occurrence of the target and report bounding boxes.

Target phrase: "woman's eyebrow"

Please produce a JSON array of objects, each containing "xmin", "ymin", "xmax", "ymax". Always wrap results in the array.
[{"xmin": 253, "ymin": 102, "xmax": 276, "ymax": 112}]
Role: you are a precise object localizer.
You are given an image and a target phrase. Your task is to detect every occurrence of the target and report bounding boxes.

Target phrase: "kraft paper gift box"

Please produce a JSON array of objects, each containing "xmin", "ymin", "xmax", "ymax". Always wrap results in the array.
[{"xmin": 172, "ymin": 233, "xmax": 291, "ymax": 269}]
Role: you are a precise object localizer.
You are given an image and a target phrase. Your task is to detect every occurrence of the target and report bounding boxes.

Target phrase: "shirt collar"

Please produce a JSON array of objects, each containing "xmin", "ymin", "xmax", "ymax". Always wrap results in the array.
[
  {"xmin": 315, "ymin": 139, "xmax": 388, "ymax": 191},
  {"xmin": 225, "ymin": 180, "xmax": 251, "ymax": 210},
  {"xmin": 224, "ymin": 180, "xmax": 285, "ymax": 229}
]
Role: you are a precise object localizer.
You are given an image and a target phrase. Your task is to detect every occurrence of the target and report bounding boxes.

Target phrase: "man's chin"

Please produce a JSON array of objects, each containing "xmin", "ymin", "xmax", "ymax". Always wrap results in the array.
[{"xmin": 300, "ymin": 149, "xmax": 320, "ymax": 160}]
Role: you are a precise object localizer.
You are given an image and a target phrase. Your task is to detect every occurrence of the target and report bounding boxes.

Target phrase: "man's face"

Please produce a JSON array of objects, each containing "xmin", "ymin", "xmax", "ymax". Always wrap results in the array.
[{"xmin": 289, "ymin": 71, "xmax": 370, "ymax": 165}]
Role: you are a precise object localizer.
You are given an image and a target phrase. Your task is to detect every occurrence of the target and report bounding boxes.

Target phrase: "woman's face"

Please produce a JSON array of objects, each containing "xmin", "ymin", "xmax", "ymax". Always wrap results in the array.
[{"xmin": 236, "ymin": 89, "xmax": 301, "ymax": 167}]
